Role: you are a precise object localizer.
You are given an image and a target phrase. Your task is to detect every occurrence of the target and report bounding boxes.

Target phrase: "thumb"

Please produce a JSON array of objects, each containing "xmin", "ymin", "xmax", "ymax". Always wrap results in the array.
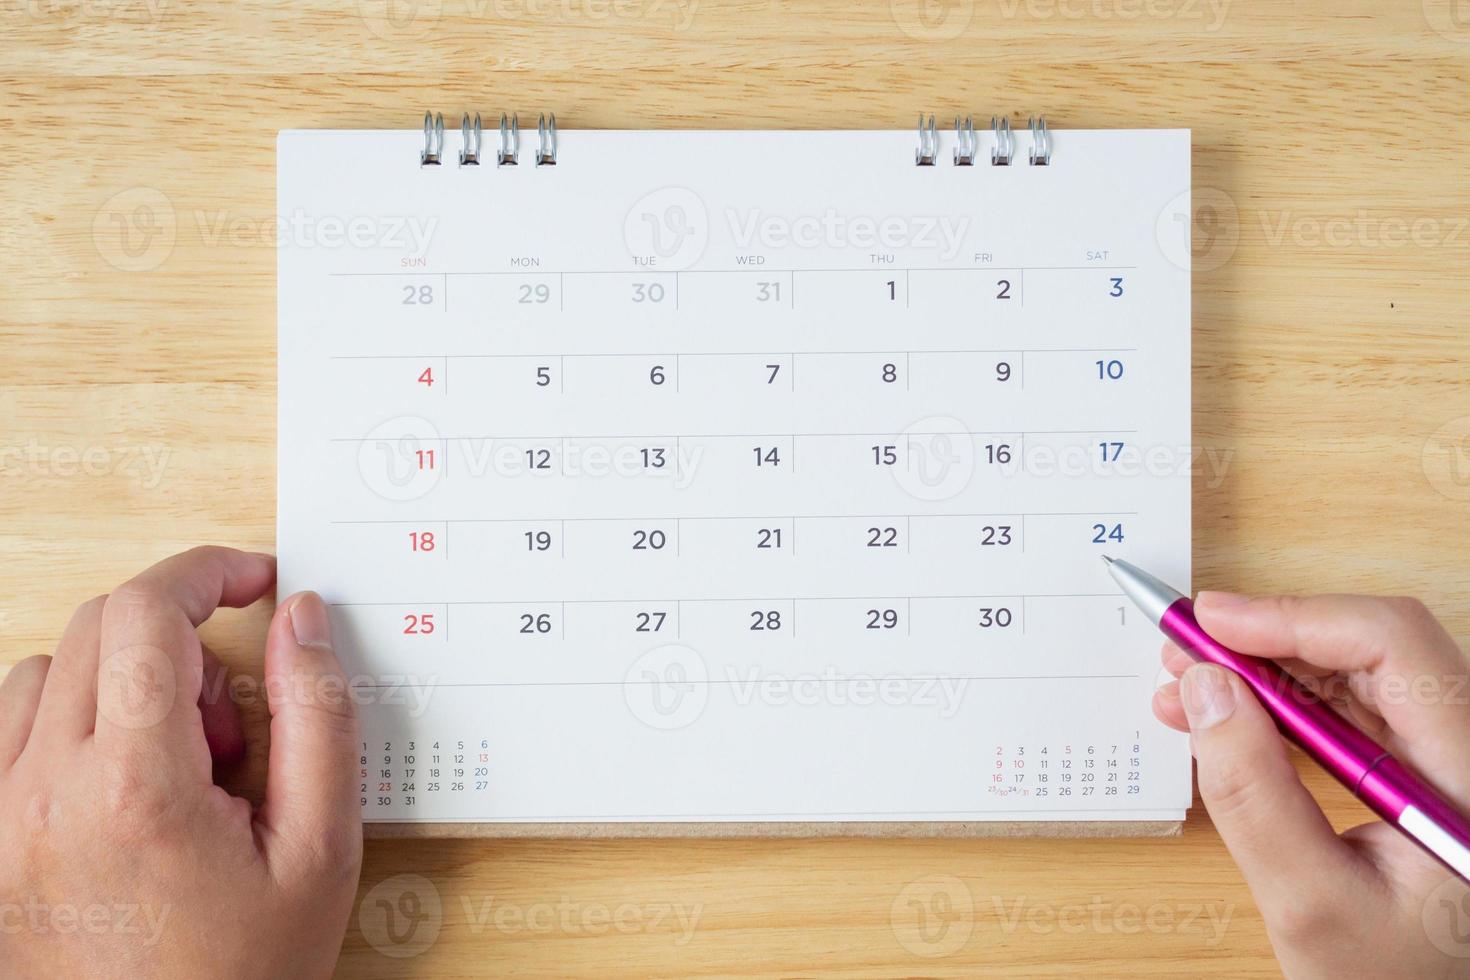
[
  {"xmin": 1180, "ymin": 663, "xmax": 1378, "ymax": 910},
  {"xmin": 255, "ymin": 591, "xmax": 363, "ymax": 879}
]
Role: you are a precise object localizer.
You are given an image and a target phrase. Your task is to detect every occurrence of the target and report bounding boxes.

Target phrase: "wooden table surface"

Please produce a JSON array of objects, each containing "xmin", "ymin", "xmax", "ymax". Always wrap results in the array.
[{"xmin": 5, "ymin": 1, "xmax": 1470, "ymax": 975}]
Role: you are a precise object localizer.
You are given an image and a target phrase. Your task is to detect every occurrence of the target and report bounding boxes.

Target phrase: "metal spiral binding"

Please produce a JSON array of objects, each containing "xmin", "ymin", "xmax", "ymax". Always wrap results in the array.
[
  {"xmin": 914, "ymin": 114, "xmax": 938, "ymax": 166},
  {"xmin": 460, "ymin": 113, "xmax": 482, "ymax": 166},
  {"xmin": 991, "ymin": 116, "xmax": 1013, "ymax": 166},
  {"xmin": 916, "ymin": 111, "xmax": 1056, "ymax": 165},
  {"xmin": 420, "ymin": 111, "xmax": 561, "ymax": 167},
  {"xmin": 953, "ymin": 116, "xmax": 976, "ymax": 166},
  {"xmin": 537, "ymin": 113, "xmax": 557, "ymax": 166},
  {"xmin": 498, "ymin": 113, "xmax": 520, "ymax": 166},
  {"xmin": 1028, "ymin": 115, "xmax": 1051, "ymax": 166},
  {"xmin": 428, "ymin": 111, "xmax": 1047, "ymax": 168},
  {"xmin": 421, "ymin": 112, "xmax": 444, "ymax": 166}
]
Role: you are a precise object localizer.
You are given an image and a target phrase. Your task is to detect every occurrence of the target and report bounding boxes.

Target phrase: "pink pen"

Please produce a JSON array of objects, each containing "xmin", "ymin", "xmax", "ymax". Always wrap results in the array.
[{"xmin": 1105, "ymin": 555, "xmax": 1470, "ymax": 883}]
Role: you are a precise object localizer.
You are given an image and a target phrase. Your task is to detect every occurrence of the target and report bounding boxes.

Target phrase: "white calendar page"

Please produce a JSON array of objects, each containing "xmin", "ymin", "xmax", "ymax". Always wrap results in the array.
[{"xmin": 277, "ymin": 128, "xmax": 1193, "ymax": 825}]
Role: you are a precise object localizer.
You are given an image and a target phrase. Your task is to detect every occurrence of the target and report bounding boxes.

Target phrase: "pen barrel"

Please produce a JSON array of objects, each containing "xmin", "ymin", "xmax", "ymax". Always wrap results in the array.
[
  {"xmin": 1359, "ymin": 756, "xmax": 1470, "ymax": 853},
  {"xmin": 1159, "ymin": 599, "xmax": 1386, "ymax": 790}
]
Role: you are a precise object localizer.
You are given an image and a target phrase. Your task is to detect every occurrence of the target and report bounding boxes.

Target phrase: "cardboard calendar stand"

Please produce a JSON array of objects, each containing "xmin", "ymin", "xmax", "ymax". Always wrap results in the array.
[{"xmin": 365, "ymin": 820, "xmax": 1183, "ymax": 839}]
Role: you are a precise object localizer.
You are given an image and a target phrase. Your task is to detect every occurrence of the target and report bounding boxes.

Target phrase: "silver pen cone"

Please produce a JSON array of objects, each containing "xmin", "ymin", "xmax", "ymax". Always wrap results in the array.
[{"xmin": 1102, "ymin": 555, "xmax": 1187, "ymax": 626}]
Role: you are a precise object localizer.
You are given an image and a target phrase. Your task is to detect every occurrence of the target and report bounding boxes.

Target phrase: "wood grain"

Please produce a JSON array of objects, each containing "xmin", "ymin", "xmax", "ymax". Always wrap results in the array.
[{"xmin": 3, "ymin": 0, "xmax": 1469, "ymax": 974}]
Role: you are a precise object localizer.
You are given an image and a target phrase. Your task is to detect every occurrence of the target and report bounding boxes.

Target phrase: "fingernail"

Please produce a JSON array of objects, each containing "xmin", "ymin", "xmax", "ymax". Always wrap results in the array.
[
  {"xmin": 1181, "ymin": 664, "xmax": 1236, "ymax": 730},
  {"xmin": 251, "ymin": 551, "xmax": 277, "ymax": 563},
  {"xmin": 1195, "ymin": 590, "xmax": 1250, "ymax": 608},
  {"xmin": 288, "ymin": 592, "xmax": 333, "ymax": 649}
]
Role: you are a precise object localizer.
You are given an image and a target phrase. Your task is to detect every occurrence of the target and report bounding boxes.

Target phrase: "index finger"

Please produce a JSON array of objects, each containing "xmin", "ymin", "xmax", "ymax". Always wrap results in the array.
[{"xmin": 95, "ymin": 547, "xmax": 275, "ymax": 781}]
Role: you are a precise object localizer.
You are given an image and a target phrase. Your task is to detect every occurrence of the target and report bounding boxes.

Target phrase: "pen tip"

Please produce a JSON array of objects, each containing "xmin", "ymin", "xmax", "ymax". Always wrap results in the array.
[{"xmin": 1100, "ymin": 554, "xmax": 1115, "ymax": 566}]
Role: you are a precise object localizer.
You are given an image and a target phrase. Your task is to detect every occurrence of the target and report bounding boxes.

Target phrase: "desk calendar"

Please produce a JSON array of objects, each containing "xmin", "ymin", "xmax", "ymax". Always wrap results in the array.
[{"xmin": 277, "ymin": 118, "xmax": 1194, "ymax": 832}]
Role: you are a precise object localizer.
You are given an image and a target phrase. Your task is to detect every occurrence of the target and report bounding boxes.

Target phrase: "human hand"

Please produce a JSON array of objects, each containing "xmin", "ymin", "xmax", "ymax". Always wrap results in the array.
[
  {"xmin": 0, "ymin": 547, "xmax": 361, "ymax": 978},
  {"xmin": 1154, "ymin": 591, "xmax": 1470, "ymax": 979}
]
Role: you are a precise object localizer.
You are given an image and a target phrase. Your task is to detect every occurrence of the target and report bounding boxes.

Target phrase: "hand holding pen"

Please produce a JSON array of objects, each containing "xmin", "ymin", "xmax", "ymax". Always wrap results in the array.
[{"xmin": 1111, "ymin": 559, "xmax": 1470, "ymax": 977}]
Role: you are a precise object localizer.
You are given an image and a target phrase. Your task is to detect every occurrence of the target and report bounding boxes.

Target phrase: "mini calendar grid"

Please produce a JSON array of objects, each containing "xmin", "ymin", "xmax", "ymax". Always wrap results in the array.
[{"xmin": 277, "ymin": 123, "xmax": 1193, "ymax": 828}]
